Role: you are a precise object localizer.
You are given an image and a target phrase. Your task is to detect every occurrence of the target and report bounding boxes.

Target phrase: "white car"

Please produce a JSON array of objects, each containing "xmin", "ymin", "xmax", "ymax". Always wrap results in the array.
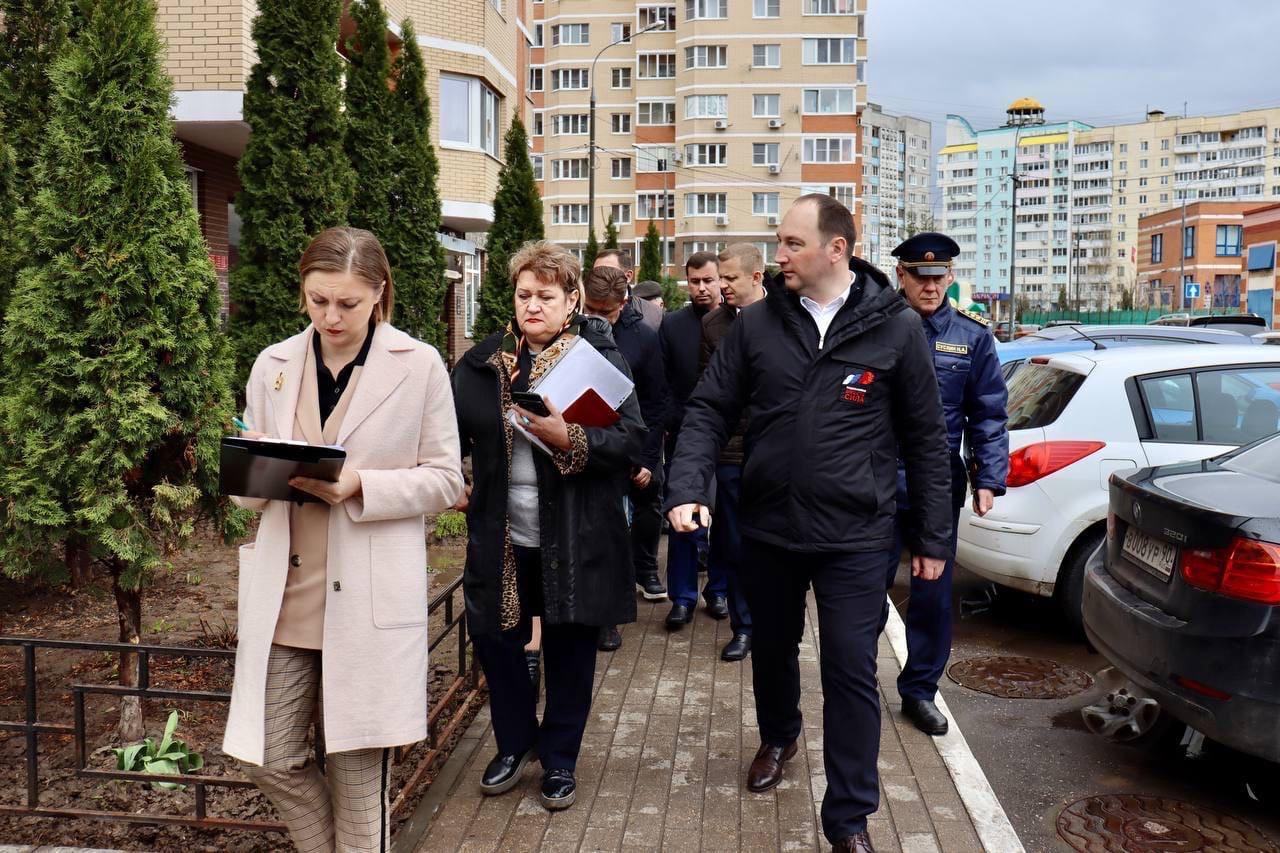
[{"xmin": 957, "ymin": 345, "xmax": 1280, "ymax": 631}]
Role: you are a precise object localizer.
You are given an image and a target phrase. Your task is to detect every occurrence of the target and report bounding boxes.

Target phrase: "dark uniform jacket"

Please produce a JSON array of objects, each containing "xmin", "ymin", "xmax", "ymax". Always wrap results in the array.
[
  {"xmin": 666, "ymin": 258, "xmax": 955, "ymax": 559},
  {"xmin": 612, "ymin": 298, "xmax": 671, "ymax": 474},
  {"xmin": 896, "ymin": 299, "xmax": 1009, "ymax": 509},
  {"xmin": 452, "ymin": 319, "xmax": 647, "ymax": 634},
  {"xmin": 659, "ymin": 302, "xmax": 712, "ymax": 440},
  {"xmin": 699, "ymin": 305, "xmax": 746, "ymax": 466}
]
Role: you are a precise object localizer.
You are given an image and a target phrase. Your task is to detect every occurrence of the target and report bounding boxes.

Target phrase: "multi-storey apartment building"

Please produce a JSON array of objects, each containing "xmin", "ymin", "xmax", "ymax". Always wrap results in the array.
[
  {"xmin": 1136, "ymin": 201, "xmax": 1251, "ymax": 310},
  {"xmin": 531, "ymin": 0, "xmax": 868, "ymax": 274},
  {"xmin": 158, "ymin": 0, "xmax": 526, "ymax": 359},
  {"xmin": 939, "ymin": 100, "xmax": 1280, "ymax": 313},
  {"xmin": 860, "ymin": 102, "xmax": 931, "ymax": 273}
]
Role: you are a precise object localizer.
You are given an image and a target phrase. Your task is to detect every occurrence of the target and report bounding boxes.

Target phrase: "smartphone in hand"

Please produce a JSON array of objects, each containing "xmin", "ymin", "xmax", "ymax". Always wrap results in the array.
[{"xmin": 511, "ymin": 391, "xmax": 551, "ymax": 417}]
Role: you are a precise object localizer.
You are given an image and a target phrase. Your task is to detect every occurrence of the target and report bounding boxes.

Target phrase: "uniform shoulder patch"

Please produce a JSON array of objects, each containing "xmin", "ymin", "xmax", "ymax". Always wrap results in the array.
[{"xmin": 959, "ymin": 308, "xmax": 991, "ymax": 327}]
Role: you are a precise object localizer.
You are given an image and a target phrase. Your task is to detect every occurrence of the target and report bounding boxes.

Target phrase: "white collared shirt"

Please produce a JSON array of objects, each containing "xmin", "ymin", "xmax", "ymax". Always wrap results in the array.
[{"xmin": 799, "ymin": 273, "xmax": 855, "ymax": 348}]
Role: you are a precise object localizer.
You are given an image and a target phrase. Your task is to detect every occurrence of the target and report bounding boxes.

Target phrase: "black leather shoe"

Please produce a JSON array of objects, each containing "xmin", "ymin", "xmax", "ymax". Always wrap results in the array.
[
  {"xmin": 746, "ymin": 741, "xmax": 797, "ymax": 792},
  {"xmin": 832, "ymin": 830, "xmax": 875, "ymax": 852},
  {"xmin": 597, "ymin": 625, "xmax": 622, "ymax": 651},
  {"xmin": 665, "ymin": 603, "xmax": 694, "ymax": 630},
  {"xmin": 540, "ymin": 768, "xmax": 576, "ymax": 810},
  {"xmin": 902, "ymin": 698, "xmax": 949, "ymax": 736},
  {"xmin": 705, "ymin": 593, "xmax": 729, "ymax": 620},
  {"xmin": 525, "ymin": 649, "xmax": 541, "ymax": 696},
  {"xmin": 636, "ymin": 572, "xmax": 668, "ymax": 600},
  {"xmin": 721, "ymin": 632, "xmax": 751, "ymax": 661},
  {"xmin": 480, "ymin": 748, "xmax": 535, "ymax": 795}
]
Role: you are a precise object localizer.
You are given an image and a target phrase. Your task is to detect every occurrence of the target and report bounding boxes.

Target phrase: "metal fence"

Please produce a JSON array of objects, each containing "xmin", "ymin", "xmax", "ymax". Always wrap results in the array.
[
  {"xmin": 0, "ymin": 572, "xmax": 481, "ymax": 836},
  {"xmin": 1020, "ymin": 308, "xmax": 1243, "ymax": 326}
]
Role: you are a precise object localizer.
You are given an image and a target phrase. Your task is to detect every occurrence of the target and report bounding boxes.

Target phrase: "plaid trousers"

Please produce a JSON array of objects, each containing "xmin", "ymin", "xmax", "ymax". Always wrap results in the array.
[{"xmin": 244, "ymin": 645, "xmax": 391, "ymax": 853}]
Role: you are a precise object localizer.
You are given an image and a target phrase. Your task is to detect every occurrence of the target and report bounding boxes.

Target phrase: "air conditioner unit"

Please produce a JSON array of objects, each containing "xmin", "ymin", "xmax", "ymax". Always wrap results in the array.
[
  {"xmin": 713, "ymin": 120, "xmax": 729, "ymax": 130},
  {"xmin": 767, "ymin": 164, "xmax": 781, "ymax": 174},
  {"xmin": 715, "ymin": 214, "xmax": 730, "ymax": 226},
  {"xmin": 672, "ymin": 151, "xmax": 683, "ymax": 163},
  {"xmin": 766, "ymin": 214, "xmax": 779, "ymax": 226},
  {"xmin": 767, "ymin": 119, "xmax": 784, "ymax": 129}
]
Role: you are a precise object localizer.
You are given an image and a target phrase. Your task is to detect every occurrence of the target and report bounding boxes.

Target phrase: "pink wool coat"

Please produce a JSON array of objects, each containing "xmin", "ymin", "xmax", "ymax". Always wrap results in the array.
[{"xmin": 222, "ymin": 323, "xmax": 464, "ymax": 765}]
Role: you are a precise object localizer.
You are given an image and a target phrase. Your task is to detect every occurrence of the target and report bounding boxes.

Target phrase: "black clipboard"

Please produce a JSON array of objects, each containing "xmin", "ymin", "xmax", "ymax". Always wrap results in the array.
[{"xmin": 219, "ymin": 437, "xmax": 347, "ymax": 503}]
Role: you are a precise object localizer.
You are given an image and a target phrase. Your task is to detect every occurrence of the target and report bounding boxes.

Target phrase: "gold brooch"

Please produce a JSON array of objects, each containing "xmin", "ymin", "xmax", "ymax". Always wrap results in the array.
[{"xmin": 274, "ymin": 372, "xmax": 285, "ymax": 391}]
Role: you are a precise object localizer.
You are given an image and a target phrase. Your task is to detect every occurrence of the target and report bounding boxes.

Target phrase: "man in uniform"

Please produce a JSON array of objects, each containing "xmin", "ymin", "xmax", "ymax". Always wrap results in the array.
[{"xmin": 883, "ymin": 233, "xmax": 1009, "ymax": 736}]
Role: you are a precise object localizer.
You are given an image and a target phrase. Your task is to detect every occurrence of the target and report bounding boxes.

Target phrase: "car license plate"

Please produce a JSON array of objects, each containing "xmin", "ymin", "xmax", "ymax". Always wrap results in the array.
[{"xmin": 1123, "ymin": 526, "xmax": 1178, "ymax": 581}]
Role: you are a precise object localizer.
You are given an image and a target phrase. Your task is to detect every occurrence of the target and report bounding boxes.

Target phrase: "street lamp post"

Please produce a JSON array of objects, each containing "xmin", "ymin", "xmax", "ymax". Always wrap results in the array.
[{"xmin": 588, "ymin": 21, "xmax": 665, "ymax": 241}]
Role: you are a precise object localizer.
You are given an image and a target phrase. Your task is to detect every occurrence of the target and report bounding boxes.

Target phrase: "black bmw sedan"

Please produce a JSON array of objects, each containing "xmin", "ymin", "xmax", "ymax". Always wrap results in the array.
[{"xmin": 1083, "ymin": 431, "xmax": 1280, "ymax": 764}]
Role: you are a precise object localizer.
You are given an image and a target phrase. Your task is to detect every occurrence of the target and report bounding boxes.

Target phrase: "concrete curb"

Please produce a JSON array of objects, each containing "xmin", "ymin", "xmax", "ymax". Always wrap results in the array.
[{"xmin": 883, "ymin": 599, "xmax": 1026, "ymax": 853}]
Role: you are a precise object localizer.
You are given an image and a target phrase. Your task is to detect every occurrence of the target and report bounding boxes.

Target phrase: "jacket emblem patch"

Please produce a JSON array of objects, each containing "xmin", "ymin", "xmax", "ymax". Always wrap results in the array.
[
  {"xmin": 935, "ymin": 341, "xmax": 969, "ymax": 356},
  {"xmin": 841, "ymin": 370, "xmax": 876, "ymax": 404}
]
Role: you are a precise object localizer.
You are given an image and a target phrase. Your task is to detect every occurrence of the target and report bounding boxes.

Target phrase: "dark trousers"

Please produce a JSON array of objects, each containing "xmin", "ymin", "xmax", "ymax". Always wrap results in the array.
[
  {"xmin": 708, "ymin": 464, "xmax": 751, "ymax": 635},
  {"xmin": 629, "ymin": 465, "xmax": 664, "ymax": 579},
  {"xmin": 470, "ymin": 546, "xmax": 598, "ymax": 772},
  {"xmin": 881, "ymin": 503, "xmax": 962, "ymax": 702},
  {"xmin": 667, "ymin": 524, "xmax": 717, "ymax": 607},
  {"xmin": 739, "ymin": 538, "xmax": 884, "ymax": 841}
]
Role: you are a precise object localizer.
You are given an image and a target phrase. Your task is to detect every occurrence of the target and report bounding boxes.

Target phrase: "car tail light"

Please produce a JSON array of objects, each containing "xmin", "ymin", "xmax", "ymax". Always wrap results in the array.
[
  {"xmin": 1173, "ymin": 675, "xmax": 1232, "ymax": 702},
  {"xmin": 1030, "ymin": 356, "xmax": 1051, "ymax": 365},
  {"xmin": 1006, "ymin": 441, "xmax": 1106, "ymax": 487},
  {"xmin": 1179, "ymin": 538, "xmax": 1280, "ymax": 605}
]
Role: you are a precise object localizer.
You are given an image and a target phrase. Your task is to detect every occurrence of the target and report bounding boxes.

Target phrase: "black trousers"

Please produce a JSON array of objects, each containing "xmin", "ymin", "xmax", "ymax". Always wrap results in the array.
[
  {"xmin": 739, "ymin": 538, "xmax": 884, "ymax": 842},
  {"xmin": 470, "ymin": 546, "xmax": 598, "ymax": 772},
  {"xmin": 629, "ymin": 463, "xmax": 664, "ymax": 579}
]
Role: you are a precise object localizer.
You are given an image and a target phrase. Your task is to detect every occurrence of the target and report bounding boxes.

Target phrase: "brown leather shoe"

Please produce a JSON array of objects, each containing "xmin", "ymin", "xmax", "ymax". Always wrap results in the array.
[
  {"xmin": 832, "ymin": 830, "xmax": 875, "ymax": 852},
  {"xmin": 746, "ymin": 741, "xmax": 797, "ymax": 792}
]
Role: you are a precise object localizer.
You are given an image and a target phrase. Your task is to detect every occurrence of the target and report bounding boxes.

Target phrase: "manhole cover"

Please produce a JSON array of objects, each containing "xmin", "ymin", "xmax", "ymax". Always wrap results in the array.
[
  {"xmin": 1057, "ymin": 794, "xmax": 1278, "ymax": 852},
  {"xmin": 947, "ymin": 655, "xmax": 1093, "ymax": 699}
]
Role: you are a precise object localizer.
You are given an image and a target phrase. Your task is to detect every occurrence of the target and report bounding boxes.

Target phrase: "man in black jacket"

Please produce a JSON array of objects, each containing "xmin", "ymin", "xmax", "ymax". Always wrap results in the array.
[
  {"xmin": 658, "ymin": 252, "xmax": 723, "ymax": 629},
  {"xmin": 666, "ymin": 195, "xmax": 953, "ymax": 853},
  {"xmin": 584, "ymin": 266, "xmax": 672, "ymax": 651}
]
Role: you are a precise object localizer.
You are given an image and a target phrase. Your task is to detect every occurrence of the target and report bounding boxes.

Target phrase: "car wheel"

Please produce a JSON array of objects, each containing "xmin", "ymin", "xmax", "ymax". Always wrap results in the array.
[
  {"xmin": 1081, "ymin": 683, "xmax": 1184, "ymax": 749},
  {"xmin": 1054, "ymin": 526, "xmax": 1104, "ymax": 637}
]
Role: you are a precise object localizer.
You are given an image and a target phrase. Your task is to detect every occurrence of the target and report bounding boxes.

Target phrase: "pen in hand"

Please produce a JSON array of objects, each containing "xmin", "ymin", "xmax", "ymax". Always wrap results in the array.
[{"xmin": 232, "ymin": 416, "xmax": 250, "ymax": 433}]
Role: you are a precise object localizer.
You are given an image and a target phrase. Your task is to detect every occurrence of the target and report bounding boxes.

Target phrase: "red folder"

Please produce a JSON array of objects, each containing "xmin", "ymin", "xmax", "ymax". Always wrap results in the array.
[{"xmin": 562, "ymin": 387, "xmax": 621, "ymax": 428}]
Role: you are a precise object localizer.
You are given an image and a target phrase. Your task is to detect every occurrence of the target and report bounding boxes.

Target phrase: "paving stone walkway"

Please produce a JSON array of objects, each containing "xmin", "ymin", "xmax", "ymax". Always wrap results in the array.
[{"xmin": 402, "ymin": 587, "xmax": 1021, "ymax": 853}]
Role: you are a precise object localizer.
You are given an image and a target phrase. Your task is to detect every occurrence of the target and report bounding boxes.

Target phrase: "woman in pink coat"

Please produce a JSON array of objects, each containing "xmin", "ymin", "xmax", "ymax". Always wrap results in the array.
[{"xmin": 223, "ymin": 227, "xmax": 464, "ymax": 852}]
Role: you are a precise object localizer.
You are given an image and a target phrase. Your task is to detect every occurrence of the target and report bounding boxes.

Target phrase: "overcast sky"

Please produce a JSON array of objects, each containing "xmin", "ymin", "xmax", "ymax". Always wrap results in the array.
[{"xmin": 868, "ymin": 0, "xmax": 1280, "ymax": 200}]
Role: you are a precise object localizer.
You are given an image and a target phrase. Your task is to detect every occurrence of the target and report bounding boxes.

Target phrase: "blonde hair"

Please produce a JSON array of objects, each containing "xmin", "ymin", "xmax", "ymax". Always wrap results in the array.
[
  {"xmin": 718, "ymin": 242, "xmax": 764, "ymax": 276},
  {"xmin": 298, "ymin": 226, "xmax": 394, "ymax": 323},
  {"xmin": 508, "ymin": 240, "xmax": 582, "ymax": 297}
]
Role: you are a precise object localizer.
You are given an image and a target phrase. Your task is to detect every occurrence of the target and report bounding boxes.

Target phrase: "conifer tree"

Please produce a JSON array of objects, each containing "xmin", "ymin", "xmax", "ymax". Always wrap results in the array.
[
  {"xmin": 0, "ymin": 120, "xmax": 17, "ymax": 308},
  {"xmin": 0, "ymin": 0, "xmax": 244, "ymax": 739},
  {"xmin": 582, "ymin": 228, "xmax": 599, "ymax": 271},
  {"xmin": 660, "ymin": 276, "xmax": 688, "ymax": 311},
  {"xmin": 228, "ymin": 0, "xmax": 354, "ymax": 383},
  {"xmin": 384, "ymin": 19, "xmax": 448, "ymax": 349},
  {"xmin": 638, "ymin": 220, "xmax": 664, "ymax": 284},
  {"xmin": 474, "ymin": 117, "xmax": 543, "ymax": 338},
  {"xmin": 604, "ymin": 215, "xmax": 619, "ymax": 250},
  {"xmin": 344, "ymin": 0, "xmax": 395, "ymax": 240}
]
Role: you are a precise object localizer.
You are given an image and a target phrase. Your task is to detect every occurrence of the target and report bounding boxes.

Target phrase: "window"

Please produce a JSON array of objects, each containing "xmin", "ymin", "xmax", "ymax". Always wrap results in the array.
[
  {"xmin": 685, "ymin": 45, "xmax": 727, "ymax": 69},
  {"xmin": 528, "ymin": 67, "xmax": 543, "ymax": 91},
  {"xmin": 611, "ymin": 22, "xmax": 631, "ymax": 43},
  {"xmin": 552, "ymin": 114, "xmax": 590, "ymax": 135},
  {"xmin": 611, "ymin": 158, "xmax": 632, "ymax": 179},
  {"xmin": 1006, "ymin": 364, "xmax": 1086, "ymax": 429},
  {"xmin": 638, "ymin": 4, "xmax": 675, "ymax": 30},
  {"xmin": 552, "ymin": 204, "xmax": 589, "ymax": 225},
  {"xmin": 1141, "ymin": 374, "xmax": 1197, "ymax": 442},
  {"xmin": 1150, "ymin": 233, "xmax": 1163, "ymax": 263},
  {"xmin": 637, "ymin": 52, "xmax": 676, "ymax": 78},
  {"xmin": 552, "ymin": 24, "xmax": 589, "ymax": 45},
  {"xmin": 684, "ymin": 143, "xmax": 727, "ymax": 166},
  {"xmin": 551, "ymin": 158, "xmax": 589, "ymax": 180},
  {"xmin": 803, "ymin": 137, "xmax": 855, "ymax": 163},
  {"xmin": 609, "ymin": 203, "xmax": 632, "ymax": 225},
  {"xmin": 439, "ymin": 74, "xmax": 501, "ymax": 157},
  {"xmin": 753, "ymin": 94, "xmax": 780, "ymax": 117},
  {"xmin": 635, "ymin": 145, "xmax": 676, "ymax": 172},
  {"xmin": 752, "ymin": 44, "xmax": 781, "ymax": 68},
  {"xmin": 804, "ymin": 0, "xmax": 854, "ymax": 11},
  {"xmin": 1183, "ymin": 225, "xmax": 1195, "ymax": 258},
  {"xmin": 753, "ymin": 192, "xmax": 779, "ymax": 215},
  {"xmin": 611, "ymin": 67, "xmax": 632, "ymax": 89},
  {"xmin": 637, "ymin": 192, "xmax": 674, "ymax": 218},
  {"xmin": 1215, "ymin": 224, "xmax": 1242, "ymax": 256},
  {"xmin": 754, "ymin": 0, "xmax": 779, "ymax": 15},
  {"xmin": 803, "ymin": 184, "xmax": 855, "ymax": 208},
  {"xmin": 803, "ymin": 87, "xmax": 854, "ymax": 114},
  {"xmin": 685, "ymin": 192, "xmax": 727, "ymax": 215},
  {"xmin": 752, "ymin": 142, "xmax": 779, "ymax": 166},
  {"xmin": 639, "ymin": 102, "xmax": 676, "ymax": 127},
  {"xmin": 611, "ymin": 113, "xmax": 632, "ymax": 133},
  {"xmin": 532, "ymin": 24, "xmax": 543, "ymax": 46},
  {"xmin": 685, "ymin": 0, "xmax": 726, "ymax": 18},
  {"xmin": 1140, "ymin": 140, "xmax": 1149, "ymax": 151},
  {"xmin": 551, "ymin": 68, "xmax": 589, "ymax": 90},
  {"xmin": 685, "ymin": 94, "xmax": 727, "ymax": 119},
  {"xmin": 532, "ymin": 112, "xmax": 543, "ymax": 136},
  {"xmin": 803, "ymin": 37, "xmax": 855, "ymax": 64},
  {"xmin": 531, "ymin": 154, "xmax": 544, "ymax": 181},
  {"xmin": 463, "ymin": 252, "xmax": 480, "ymax": 338}
]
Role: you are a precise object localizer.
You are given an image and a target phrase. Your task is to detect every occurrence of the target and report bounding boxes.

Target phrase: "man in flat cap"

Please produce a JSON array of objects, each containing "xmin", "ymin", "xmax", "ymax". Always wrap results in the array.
[
  {"xmin": 882, "ymin": 232, "xmax": 1009, "ymax": 735},
  {"xmin": 633, "ymin": 280, "xmax": 665, "ymax": 310}
]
